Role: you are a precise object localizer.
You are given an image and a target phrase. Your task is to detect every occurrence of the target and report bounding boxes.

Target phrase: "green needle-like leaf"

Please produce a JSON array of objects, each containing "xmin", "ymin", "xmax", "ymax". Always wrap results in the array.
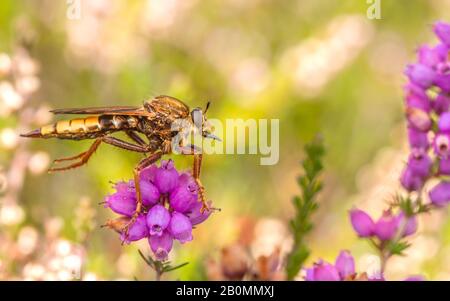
[{"xmin": 286, "ymin": 136, "xmax": 325, "ymax": 280}]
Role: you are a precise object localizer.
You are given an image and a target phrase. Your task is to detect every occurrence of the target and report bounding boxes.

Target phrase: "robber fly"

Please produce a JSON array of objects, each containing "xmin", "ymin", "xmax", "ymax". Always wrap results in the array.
[{"xmin": 21, "ymin": 95, "xmax": 220, "ymax": 233}]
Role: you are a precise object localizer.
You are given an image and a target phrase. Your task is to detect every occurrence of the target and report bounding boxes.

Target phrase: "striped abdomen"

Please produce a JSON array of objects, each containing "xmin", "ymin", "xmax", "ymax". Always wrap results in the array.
[{"xmin": 22, "ymin": 115, "xmax": 140, "ymax": 140}]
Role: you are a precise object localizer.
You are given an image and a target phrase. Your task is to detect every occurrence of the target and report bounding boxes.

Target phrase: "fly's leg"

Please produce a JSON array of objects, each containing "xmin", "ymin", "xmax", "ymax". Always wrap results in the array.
[
  {"xmin": 53, "ymin": 151, "xmax": 88, "ymax": 163},
  {"xmin": 48, "ymin": 139, "xmax": 102, "ymax": 172},
  {"xmin": 122, "ymin": 151, "xmax": 163, "ymax": 241},
  {"xmin": 178, "ymin": 144, "xmax": 209, "ymax": 212},
  {"xmin": 125, "ymin": 131, "xmax": 147, "ymax": 146},
  {"xmin": 192, "ymin": 153, "xmax": 209, "ymax": 212},
  {"xmin": 49, "ymin": 136, "xmax": 150, "ymax": 172},
  {"xmin": 102, "ymin": 136, "xmax": 151, "ymax": 153}
]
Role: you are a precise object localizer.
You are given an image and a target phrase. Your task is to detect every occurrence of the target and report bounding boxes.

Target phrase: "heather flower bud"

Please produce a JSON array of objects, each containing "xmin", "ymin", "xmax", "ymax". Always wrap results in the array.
[
  {"xmin": 169, "ymin": 212, "xmax": 193, "ymax": 243},
  {"xmin": 434, "ymin": 133, "xmax": 450, "ymax": 157},
  {"xmin": 115, "ymin": 180, "xmax": 134, "ymax": 193},
  {"xmin": 418, "ymin": 44, "xmax": 447, "ymax": 67},
  {"xmin": 120, "ymin": 215, "xmax": 148, "ymax": 243},
  {"xmin": 146, "ymin": 204, "xmax": 170, "ymax": 236},
  {"xmin": 154, "ymin": 160, "xmax": 179, "ymax": 193},
  {"xmin": 437, "ymin": 61, "xmax": 450, "ymax": 74},
  {"xmin": 404, "ymin": 83, "xmax": 428, "ymax": 101},
  {"xmin": 374, "ymin": 211, "xmax": 398, "ymax": 241},
  {"xmin": 306, "ymin": 261, "xmax": 340, "ymax": 281},
  {"xmin": 169, "ymin": 183, "xmax": 198, "ymax": 213},
  {"xmin": 140, "ymin": 164, "xmax": 158, "ymax": 183},
  {"xmin": 178, "ymin": 172, "xmax": 198, "ymax": 187},
  {"xmin": 405, "ymin": 93, "xmax": 431, "ymax": 112},
  {"xmin": 407, "ymin": 127, "xmax": 429, "ymax": 150},
  {"xmin": 434, "ymin": 93, "xmax": 450, "ymax": 115},
  {"xmin": 400, "ymin": 167, "xmax": 425, "ymax": 191},
  {"xmin": 405, "ymin": 64, "xmax": 436, "ymax": 88},
  {"xmin": 429, "ymin": 181, "xmax": 450, "ymax": 207},
  {"xmin": 438, "ymin": 112, "xmax": 450, "ymax": 132},
  {"xmin": 148, "ymin": 231, "xmax": 173, "ymax": 261},
  {"xmin": 439, "ymin": 158, "xmax": 450, "ymax": 175},
  {"xmin": 334, "ymin": 250, "xmax": 355, "ymax": 279},
  {"xmin": 406, "ymin": 107, "xmax": 432, "ymax": 132},
  {"xmin": 140, "ymin": 180, "xmax": 160, "ymax": 207},
  {"xmin": 186, "ymin": 201, "xmax": 212, "ymax": 225},
  {"xmin": 396, "ymin": 212, "xmax": 418, "ymax": 237},
  {"xmin": 435, "ymin": 74, "xmax": 450, "ymax": 93},
  {"xmin": 434, "ymin": 21, "xmax": 450, "ymax": 46},
  {"xmin": 104, "ymin": 182, "xmax": 136, "ymax": 217},
  {"xmin": 406, "ymin": 152, "xmax": 431, "ymax": 178},
  {"xmin": 349, "ymin": 208, "xmax": 374, "ymax": 237}
]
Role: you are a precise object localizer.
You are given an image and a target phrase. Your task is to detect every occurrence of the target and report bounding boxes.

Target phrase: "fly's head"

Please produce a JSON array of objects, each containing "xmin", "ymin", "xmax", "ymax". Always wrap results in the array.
[{"xmin": 190, "ymin": 102, "xmax": 220, "ymax": 141}]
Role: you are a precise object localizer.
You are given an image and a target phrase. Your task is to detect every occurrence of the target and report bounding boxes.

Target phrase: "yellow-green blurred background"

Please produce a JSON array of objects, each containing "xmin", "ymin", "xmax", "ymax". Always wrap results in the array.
[{"xmin": 1, "ymin": 0, "xmax": 450, "ymax": 280}]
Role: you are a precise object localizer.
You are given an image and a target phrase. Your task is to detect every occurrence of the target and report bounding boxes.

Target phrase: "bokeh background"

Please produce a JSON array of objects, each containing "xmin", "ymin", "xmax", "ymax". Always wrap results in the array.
[{"xmin": 1, "ymin": 0, "xmax": 450, "ymax": 280}]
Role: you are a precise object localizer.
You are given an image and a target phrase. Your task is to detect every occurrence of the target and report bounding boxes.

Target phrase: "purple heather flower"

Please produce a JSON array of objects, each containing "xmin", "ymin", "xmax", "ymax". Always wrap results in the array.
[
  {"xmin": 396, "ymin": 212, "xmax": 418, "ymax": 237},
  {"xmin": 178, "ymin": 172, "xmax": 198, "ymax": 187},
  {"xmin": 120, "ymin": 215, "xmax": 148, "ymax": 243},
  {"xmin": 148, "ymin": 231, "xmax": 173, "ymax": 261},
  {"xmin": 406, "ymin": 152, "xmax": 431, "ymax": 178},
  {"xmin": 405, "ymin": 92, "xmax": 431, "ymax": 112},
  {"xmin": 433, "ymin": 43, "xmax": 449, "ymax": 60},
  {"xmin": 146, "ymin": 204, "xmax": 171, "ymax": 236},
  {"xmin": 439, "ymin": 112, "xmax": 450, "ymax": 132},
  {"xmin": 434, "ymin": 93, "xmax": 450, "ymax": 115},
  {"xmin": 305, "ymin": 268, "xmax": 315, "ymax": 281},
  {"xmin": 186, "ymin": 200, "xmax": 212, "ymax": 225},
  {"xmin": 404, "ymin": 83, "xmax": 429, "ymax": 100},
  {"xmin": 439, "ymin": 157, "xmax": 450, "ymax": 175},
  {"xmin": 406, "ymin": 107, "xmax": 432, "ymax": 132},
  {"xmin": 140, "ymin": 180, "xmax": 160, "ymax": 207},
  {"xmin": 435, "ymin": 74, "xmax": 450, "ymax": 93},
  {"xmin": 400, "ymin": 167, "xmax": 425, "ymax": 191},
  {"xmin": 418, "ymin": 44, "xmax": 447, "ymax": 67},
  {"xmin": 433, "ymin": 133, "xmax": 450, "ymax": 157},
  {"xmin": 104, "ymin": 181, "xmax": 136, "ymax": 217},
  {"xmin": 169, "ymin": 183, "xmax": 198, "ymax": 213},
  {"xmin": 305, "ymin": 261, "xmax": 341, "ymax": 281},
  {"xmin": 429, "ymin": 181, "xmax": 450, "ymax": 207},
  {"xmin": 407, "ymin": 127, "xmax": 429, "ymax": 150},
  {"xmin": 349, "ymin": 208, "xmax": 374, "ymax": 237},
  {"xmin": 434, "ymin": 21, "xmax": 450, "ymax": 46},
  {"xmin": 334, "ymin": 250, "xmax": 355, "ymax": 279},
  {"xmin": 140, "ymin": 164, "xmax": 158, "ymax": 183},
  {"xmin": 374, "ymin": 211, "xmax": 398, "ymax": 241},
  {"xmin": 154, "ymin": 160, "xmax": 179, "ymax": 194},
  {"xmin": 169, "ymin": 211, "xmax": 193, "ymax": 243},
  {"xmin": 405, "ymin": 64, "xmax": 436, "ymax": 88}
]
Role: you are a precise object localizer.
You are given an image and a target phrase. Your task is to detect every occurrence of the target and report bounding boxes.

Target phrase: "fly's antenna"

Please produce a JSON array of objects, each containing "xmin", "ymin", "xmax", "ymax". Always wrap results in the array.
[{"xmin": 204, "ymin": 101, "xmax": 211, "ymax": 114}]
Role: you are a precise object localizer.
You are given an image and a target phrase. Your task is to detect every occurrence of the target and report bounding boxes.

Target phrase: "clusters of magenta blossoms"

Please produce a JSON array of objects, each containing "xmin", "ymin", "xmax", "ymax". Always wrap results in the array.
[
  {"xmin": 349, "ymin": 209, "xmax": 417, "ymax": 241},
  {"xmin": 103, "ymin": 160, "xmax": 212, "ymax": 261},
  {"xmin": 303, "ymin": 22, "xmax": 450, "ymax": 282},
  {"xmin": 305, "ymin": 250, "xmax": 356, "ymax": 281},
  {"xmin": 402, "ymin": 21, "xmax": 450, "ymax": 207},
  {"xmin": 305, "ymin": 250, "xmax": 424, "ymax": 281}
]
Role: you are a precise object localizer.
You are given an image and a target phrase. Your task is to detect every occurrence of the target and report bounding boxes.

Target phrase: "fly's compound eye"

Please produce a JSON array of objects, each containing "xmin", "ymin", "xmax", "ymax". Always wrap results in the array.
[{"xmin": 191, "ymin": 108, "xmax": 203, "ymax": 129}]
